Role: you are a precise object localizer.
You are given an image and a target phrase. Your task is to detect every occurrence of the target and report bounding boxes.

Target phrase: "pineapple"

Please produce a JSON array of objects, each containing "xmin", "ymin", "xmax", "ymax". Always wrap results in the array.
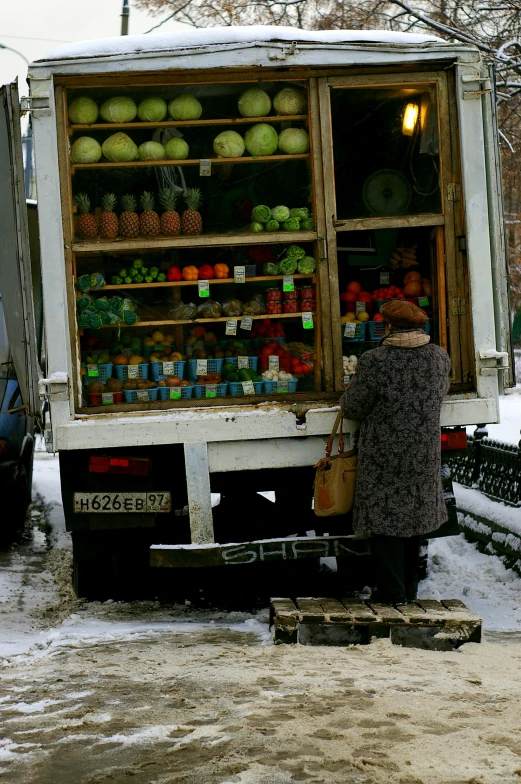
[
  {"xmin": 99, "ymin": 193, "xmax": 119, "ymax": 240},
  {"xmin": 119, "ymin": 194, "xmax": 139, "ymax": 238},
  {"xmin": 159, "ymin": 188, "xmax": 181, "ymax": 236},
  {"xmin": 139, "ymin": 192, "xmax": 161, "ymax": 237},
  {"xmin": 182, "ymin": 188, "xmax": 203, "ymax": 236},
  {"xmin": 74, "ymin": 193, "xmax": 97, "ymax": 240}
]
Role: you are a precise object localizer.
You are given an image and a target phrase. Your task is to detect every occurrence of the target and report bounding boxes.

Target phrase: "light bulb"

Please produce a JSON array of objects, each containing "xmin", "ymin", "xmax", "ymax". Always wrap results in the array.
[{"xmin": 402, "ymin": 103, "xmax": 419, "ymax": 136}]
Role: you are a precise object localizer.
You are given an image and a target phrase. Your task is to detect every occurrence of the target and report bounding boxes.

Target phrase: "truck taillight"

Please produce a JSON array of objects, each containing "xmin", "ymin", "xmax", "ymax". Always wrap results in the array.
[
  {"xmin": 88, "ymin": 456, "xmax": 150, "ymax": 476},
  {"xmin": 441, "ymin": 429, "xmax": 467, "ymax": 451}
]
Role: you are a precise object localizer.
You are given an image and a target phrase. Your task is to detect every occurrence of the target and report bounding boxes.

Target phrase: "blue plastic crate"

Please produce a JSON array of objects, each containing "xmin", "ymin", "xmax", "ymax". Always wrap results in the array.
[
  {"xmin": 123, "ymin": 387, "xmax": 159, "ymax": 403},
  {"xmin": 81, "ymin": 363, "xmax": 113, "ymax": 386},
  {"xmin": 192, "ymin": 383, "xmax": 228, "ymax": 399},
  {"xmin": 225, "ymin": 356, "xmax": 258, "ymax": 371},
  {"xmin": 188, "ymin": 358, "xmax": 224, "ymax": 380},
  {"xmin": 158, "ymin": 385, "xmax": 194, "ymax": 401},
  {"xmin": 341, "ymin": 322, "xmax": 367, "ymax": 343},
  {"xmin": 150, "ymin": 360, "xmax": 186, "ymax": 381},
  {"xmin": 263, "ymin": 379, "xmax": 298, "ymax": 394},
  {"xmin": 227, "ymin": 381, "xmax": 264, "ymax": 396},
  {"xmin": 114, "ymin": 363, "xmax": 149, "ymax": 381},
  {"xmin": 367, "ymin": 321, "xmax": 386, "ymax": 342}
]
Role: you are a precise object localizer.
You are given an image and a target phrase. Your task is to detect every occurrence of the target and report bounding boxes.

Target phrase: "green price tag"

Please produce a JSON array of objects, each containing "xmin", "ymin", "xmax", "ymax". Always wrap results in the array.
[
  {"xmin": 302, "ymin": 313, "xmax": 314, "ymax": 329},
  {"xmin": 276, "ymin": 380, "xmax": 289, "ymax": 393},
  {"xmin": 198, "ymin": 280, "xmax": 210, "ymax": 298},
  {"xmin": 283, "ymin": 275, "xmax": 294, "ymax": 292},
  {"xmin": 87, "ymin": 364, "xmax": 99, "ymax": 377},
  {"xmin": 169, "ymin": 388, "xmax": 181, "ymax": 400},
  {"xmin": 101, "ymin": 392, "xmax": 113, "ymax": 405},
  {"xmin": 205, "ymin": 385, "xmax": 217, "ymax": 399},
  {"xmin": 226, "ymin": 319, "xmax": 237, "ymax": 336},
  {"xmin": 418, "ymin": 296, "xmax": 430, "ymax": 307}
]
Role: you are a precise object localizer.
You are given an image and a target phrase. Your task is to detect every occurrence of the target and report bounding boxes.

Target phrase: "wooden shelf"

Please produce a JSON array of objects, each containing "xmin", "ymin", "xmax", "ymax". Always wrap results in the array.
[
  {"xmin": 95, "ymin": 312, "xmax": 316, "ymax": 329},
  {"xmin": 72, "ymin": 230, "xmax": 317, "ymax": 253},
  {"xmin": 71, "ymin": 153, "xmax": 310, "ymax": 173},
  {"xmin": 69, "ymin": 115, "xmax": 308, "ymax": 134},
  {"xmin": 100, "ymin": 274, "xmax": 316, "ymax": 290}
]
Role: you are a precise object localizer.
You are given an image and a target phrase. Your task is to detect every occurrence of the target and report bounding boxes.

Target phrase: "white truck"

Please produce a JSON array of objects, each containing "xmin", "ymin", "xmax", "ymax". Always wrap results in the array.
[{"xmin": 0, "ymin": 26, "xmax": 512, "ymax": 597}]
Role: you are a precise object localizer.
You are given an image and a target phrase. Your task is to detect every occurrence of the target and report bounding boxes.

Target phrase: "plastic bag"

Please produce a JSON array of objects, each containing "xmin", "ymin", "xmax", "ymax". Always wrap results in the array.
[
  {"xmin": 196, "ymin": 299, "xmax": 223, "ymax": 319},
  {"xmin": 167, "ymin": 302, "xmax": 198, "ymax": 320},
  {"xmin": 76, "ymin": 293, "xmax": 93, "ymax": 312},
  {"xmin": 222, "ymin": 298, "xmax": 243, "ymax": 317},
  {"xmin": 93, "ymin": 297, "xmax": 111, "ymax": 313},
  {"xmin": 77, "ymin": 309, "xmax": 103, "ymax": 329},
  {"xmin": 100, "ymin": 310, "xmax": 121, "ymax": 326},
  {"xmin": 242, "ymin": 297, "xmax": 266, "ymax": 316},
  {"xmin": 262, "ymin": 262, "xmax": 280, "ymax": 276},
  {"xmin": 76, "ymin": 272, "xmax": 106, "ymax": 292}
]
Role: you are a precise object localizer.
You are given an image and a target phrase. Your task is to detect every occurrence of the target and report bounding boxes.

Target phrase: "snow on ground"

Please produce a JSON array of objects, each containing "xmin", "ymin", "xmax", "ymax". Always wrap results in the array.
[
  {"xmin": 455, "ymin": 483, "xmax": 521, "ymax": 535},
  {"xmin": 469, "ymin": 385, "xmax": 521, "ymax": 445}
]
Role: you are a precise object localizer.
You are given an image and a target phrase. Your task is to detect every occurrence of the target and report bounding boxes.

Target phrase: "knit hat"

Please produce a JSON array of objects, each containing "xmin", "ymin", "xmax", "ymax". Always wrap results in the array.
[{"xmin": 380, "ymin": 300, "xmax": 428, "ymax": 329}]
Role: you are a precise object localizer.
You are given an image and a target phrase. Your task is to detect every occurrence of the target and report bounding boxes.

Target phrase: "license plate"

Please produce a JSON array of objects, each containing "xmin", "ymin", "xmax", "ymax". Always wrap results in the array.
[{"xmin": 73, "ymin": 492, "xmax": 171, "ymax": 514}]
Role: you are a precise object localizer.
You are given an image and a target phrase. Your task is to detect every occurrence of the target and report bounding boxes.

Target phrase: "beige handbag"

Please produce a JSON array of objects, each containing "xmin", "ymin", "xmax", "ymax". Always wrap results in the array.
[{"xmin": 313, "ymin": 411, "xmax": 358, "ymax": 517}]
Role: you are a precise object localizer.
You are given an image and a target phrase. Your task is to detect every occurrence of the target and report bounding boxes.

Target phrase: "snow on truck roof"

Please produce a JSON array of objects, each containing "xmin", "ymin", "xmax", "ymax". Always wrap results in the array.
[{"xmin": 38, "ymin": 25, "xmax": 443, "ymax": 63}]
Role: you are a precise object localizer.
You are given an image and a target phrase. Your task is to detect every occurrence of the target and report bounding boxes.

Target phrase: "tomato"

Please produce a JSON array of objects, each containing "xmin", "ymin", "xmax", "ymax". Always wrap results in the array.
[
  {"xmin": 347, "ymin": 281, "xmax": 362, "ymax": 294},
  {"xmin": 373, "ymin": 313, "xmax": 385, "ymax": 322},
  {"xmin": 357, "ymin": 291, "xmax": 372, "ymax": 303},
  {"xmin": 343, "ymin": 291, "xmax": 357, "ymax": 303}
]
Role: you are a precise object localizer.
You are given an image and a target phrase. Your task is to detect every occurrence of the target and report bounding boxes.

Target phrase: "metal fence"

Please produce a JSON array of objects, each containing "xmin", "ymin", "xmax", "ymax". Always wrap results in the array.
[{"xmin": 447, "ymin": 427, "xmax": 521, "ymax": 507}]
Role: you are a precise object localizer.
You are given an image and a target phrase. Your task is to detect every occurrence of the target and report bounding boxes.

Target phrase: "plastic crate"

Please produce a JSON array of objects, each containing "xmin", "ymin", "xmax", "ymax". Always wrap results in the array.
[
  {"xmin": 150, "ymin": 360, "xmax": 186, "ymax": 381},
  {"xmin": 225, "ymin": 356, "xmax": 258, "ymax": 371},
  {"xmin": 367, "ymin": 321, "xmax": 386, "ymax": 342},
  {"xmin": 81, "ymin": 363, "xmax": 113, "ymax": 386},
  {"xmin": 192, "ymin": 383, "xmax": 228, "ymax": 399},
  {"xmin": 188, "ymin": 358, "xmax": 224, "ymax": 380},
  {"xmin": 123, "ymin": 387, "xmax": 159, "ymax": 403},
  {"xmin": 88, "ymin": 391, "xmax": 122, "ymax": 406},
  {"xmin": 341, "ymin": 322, "xmax": 367, "ymax": 343},
  {"xmin": 228, "ymin": 381, "xmax": 264, "ymax": 396},
  {"xmin": 263, "ymin": 379, "xmax": 298, "ymax": 394},
  {"xmin": 114, "ymin": 363, "xmax": 149, "ymax": 381},
  {"xmin": 143, "ymin": 344, "xmax": 165, "ymax": 358},
  {"xmin": 158, "ymin": 385, "xmax": 194, "ymax": 401}
]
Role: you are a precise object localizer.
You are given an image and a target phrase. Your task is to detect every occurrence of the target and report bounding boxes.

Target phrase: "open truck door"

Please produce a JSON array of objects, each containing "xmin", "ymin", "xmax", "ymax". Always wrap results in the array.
[{"xmin": 0, "ymin": 80, "xmax": 41, "ymax": 418}]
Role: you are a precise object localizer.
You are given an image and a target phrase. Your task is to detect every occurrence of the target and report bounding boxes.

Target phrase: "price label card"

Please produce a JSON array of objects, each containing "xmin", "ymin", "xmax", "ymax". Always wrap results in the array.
[
  {"xmin": 355, "ymin": 300, "xmax": 366, "ymax": 314},
  {"xmin": 242, "ymin": 380, "xmax": 255, "ymax": 395},
  {"xmin": 234, "ymin": 266, "xmax": 246, "ymax": 284},
  {"xmin": 196, "ymin": 359, "xmax": 208, "ymax": 376},
  {"xmin": 418, "ymin": 296, "xmax": 430, "ymax": 307},
  {"xmin": 276, "ymin": 379, "xmax": 289, "ymax": 393},
  {"xmin": 283, "ymin": 275, "xmax": 294, "ymax": 292},
  {"xmin": 136, "ymin": 389, "xmax": 149, "ymax": 402},
  {"xmin": 198, "ymin": 280, "xmax": 210, "ymax": 298},
  {"xmin": 205, "ymin": 384, "xmax": 217, "ymax": 399},
  {"xmin": 199, "ymin": 158, "xmax": 212, "ymax": 176},
  {"xmin": 302, "ymin": 312, "xmax": 314, "ymax": 329},
  {"xmin": 344, "ymin": 322, "xmax": 356, "ymax": 338},
  {"xmin": 127, "ymin": 366, "xmax": 139, "ymax": 379},
  {"xmin": 380, "ymin": 271, "xmax": 390, "ymax": 285},
  {"xmin": 237, "ymin": 356, "xmax": 249, "ymax": 369},
  {"xmin": 169, "ymin": 388, "xmax": 181, "ymax": 400},
  {"xmin": 162, "ymin": 361, "xmax": 174, "ymax": 375},
  {"xmin": 343, "ymin": 374, "xmax": 353, "ymax": 387},
  {"xmin": 87, "ymin": 364, "xmax": 99, "ymax": 377},
  {"xmin": 240, "ymin": 316, "xmax": 252, "ymax": 331},
  {"xmin": 101, "ymin": 392, "xmax": 114, "ymax": 405},
  {"xmin": 225, "ymin": 319, "xmax": 238, "ymax": 336},
  {"xmin": 268, "ymin": 355, "xmax": 280, "ymax": 371}
]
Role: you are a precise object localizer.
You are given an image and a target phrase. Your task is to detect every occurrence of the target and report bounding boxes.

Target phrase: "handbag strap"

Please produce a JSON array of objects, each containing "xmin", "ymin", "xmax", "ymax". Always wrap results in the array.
[{"xmin": 325, "ymin": 411, "xmax": 345, "ymax": 457}]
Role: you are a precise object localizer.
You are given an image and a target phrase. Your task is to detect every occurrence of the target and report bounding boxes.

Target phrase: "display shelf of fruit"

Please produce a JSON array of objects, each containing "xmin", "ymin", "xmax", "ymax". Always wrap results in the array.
[
  {"xmin": 68, "ymin": 114, "xmax": 309, "ymax": 133},
  {"xmin": 72, "ymin": 230, "xmax": 318, "ymax": 252},
  {"xmin": 70, "ymin": 153, "xmax": 310, "ymax": 172},
  {"xmin": 94, "ymin": 311, "xmax": 317, "ymax": 329},
  {"xmin": 102, "ymin": 273, "xmax": 316, "ymax": 290}
]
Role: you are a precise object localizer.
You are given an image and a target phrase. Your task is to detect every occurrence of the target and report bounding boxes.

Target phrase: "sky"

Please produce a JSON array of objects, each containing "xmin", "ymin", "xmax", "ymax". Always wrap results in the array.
[{"xmin": 0, "ymin": 0, "xmax": 188, "ymax": 93}]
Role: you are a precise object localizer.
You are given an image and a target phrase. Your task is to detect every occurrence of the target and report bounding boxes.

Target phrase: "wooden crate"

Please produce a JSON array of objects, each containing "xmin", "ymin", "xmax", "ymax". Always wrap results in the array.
[{"xmin": 270, "ymin": 597, "xmax": 482, "ymax": 650}]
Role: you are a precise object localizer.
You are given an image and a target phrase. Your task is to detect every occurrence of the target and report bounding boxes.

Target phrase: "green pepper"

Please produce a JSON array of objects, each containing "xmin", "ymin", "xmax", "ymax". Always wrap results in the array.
[
  {"xmin": 156, "ymin": 273, "xmax": 166, "ymax": 282},
  {"xmin": 127, "ymin": 268, "xmax": 137, "ymax": 278},
  {"xmin": 134, "ymin": 274, "xmax": 144, "ymax": 283},
  {"xmin": 133, "ymin": 259, "xmax": 144, "ymax": 270},
  {"xmin": 124, "ymin": 277, "xmax": 133, "ymax": 284},
  {"xmin": 141, "ymin": 267, "xmax": 149, "ymax": 277},
  {"xmin": 119, "ymin": 268, "xmax": 128, "ymax": 278},
  {"xmin": 144, "ymin": 276, "xmax": 153, "ymax": 283},
  {"xmin": 150, "ymin": 267, "xmax": 159, "ymax": 279},
  {"xmin": 112, "ymin": 275, "xmax": 122, "ymax": 285}
]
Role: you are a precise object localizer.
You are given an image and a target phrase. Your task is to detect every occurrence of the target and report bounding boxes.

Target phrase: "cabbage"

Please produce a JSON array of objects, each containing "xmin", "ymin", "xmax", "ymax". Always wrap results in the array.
[
  {"xmin": 265, "ymin": 220, "xmax": 280, "ymax": 232},
  {"xmin": 100, "ymin": 96, "xmax": 137, "ymax": 123},
  {"xmin": 271, "ymin": 205, "xmax": 290, "ymax": 222},
  {"xmin": 279, "ymin": 257, "xmax": 298, "ymax": 274},
  {"xmin": 68, "ymin": 96, "xmax": 99, "ymax": 124},
  {"xmin": 244, "ymin": 123, "xmax": 278, "ymax": 156},
  {"xmin": 289, "ymin": 207, "xmax": 309, "ymax": 220},
  {"xmin": 283, "ymin": 218, "xmax": 301, "ymax": 231},
  {"xmin": 278, "ymin": 127, "xmax": 310, "ymax": 154},
  {"xmin": 298, "ymin": 256, "xmax": 316, "ymax": 274},
  {"xmin": 263, "ymin": 262, "xmax": 280, "ymax": 275},
  {"xmin": 300, "ymin": 218, "xmax": 315, "ymax": 231},
  {"xmin": 102, "ymin": 132, "xmax": 138, "ymax": 162},
  {"xmin": 238, "ymin": 88, "xmax": 271, "ymax": 118},
  {"xmin": 137, "ymin": 96, "xmax": 167, "ymax": 122},
  {"xmin": 213, "ymin": 130, "xmax": 245, "ymax": 158},
  {"xmin": 285, "ymin": 245, "xmax": 306, "ymax": 260},
  {"xmin": 70, "ymin": 136, "xmax": 102, "ymax": 163},
  {"xmin": 273, "ymin": 87, "xmax": 307, "ymax": 116},
  {"xmin": 250, "ymin": 222, "xmax": 265, "ymax": 232},
  {"xmin": 168, "ymin": 94, "xmax": 202, "ymax": 120},
  {"xmin": 137, "ymin": 141, "xmax": 165, "ymax": 161},
  {"xmin": 165, "ymin": 137, "xmax": 189, "ymax": 160},
  {"xmin": 251, "ymin": 205, "xmax": 271, "ymax": 223}
]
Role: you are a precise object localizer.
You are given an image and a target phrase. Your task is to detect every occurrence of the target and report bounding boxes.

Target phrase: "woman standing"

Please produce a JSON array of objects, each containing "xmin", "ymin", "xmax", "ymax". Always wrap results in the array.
[{"xmin": 340, "ymin": 300, "xmax": 451, "ymax": 604}]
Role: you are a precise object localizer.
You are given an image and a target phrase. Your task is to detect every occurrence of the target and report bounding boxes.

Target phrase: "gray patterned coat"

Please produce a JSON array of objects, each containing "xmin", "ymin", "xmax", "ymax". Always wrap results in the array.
[{"xmin": 340, "ymin": 341, "xmax": 451, "ymax": 537}]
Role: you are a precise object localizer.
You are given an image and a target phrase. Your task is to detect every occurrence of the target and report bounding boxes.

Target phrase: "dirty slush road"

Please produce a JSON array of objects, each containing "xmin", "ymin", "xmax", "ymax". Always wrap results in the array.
[{"xmin": 2, "ymin": 498, "xmax": 521, "ymax": 783}]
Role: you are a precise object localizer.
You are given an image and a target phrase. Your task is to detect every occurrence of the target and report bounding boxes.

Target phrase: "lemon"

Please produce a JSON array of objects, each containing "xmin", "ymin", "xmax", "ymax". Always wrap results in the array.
[{"xmin": 357, "ymin": 311, "xmax": 370, "ymax": 322}]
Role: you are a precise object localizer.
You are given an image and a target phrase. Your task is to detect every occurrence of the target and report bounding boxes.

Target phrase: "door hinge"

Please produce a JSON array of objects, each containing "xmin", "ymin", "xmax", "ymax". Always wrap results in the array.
[
  {"xmin": 461, "ymin": 71, "xmax": 492, "ymax": 99},
  {"xmin": 457, "ymin": 235, "xmax": 467, "ymax": 252},
  {"xmin": 452, "ymin": 298, "xmax": 466, "ymax": 316},
  {"xmin": 20, "ymin": 94, "xmax": 51, "ymax": 115},
  {"xmin": 447, "ymin": 182, "xmax": 461, "ymax": 201}
]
